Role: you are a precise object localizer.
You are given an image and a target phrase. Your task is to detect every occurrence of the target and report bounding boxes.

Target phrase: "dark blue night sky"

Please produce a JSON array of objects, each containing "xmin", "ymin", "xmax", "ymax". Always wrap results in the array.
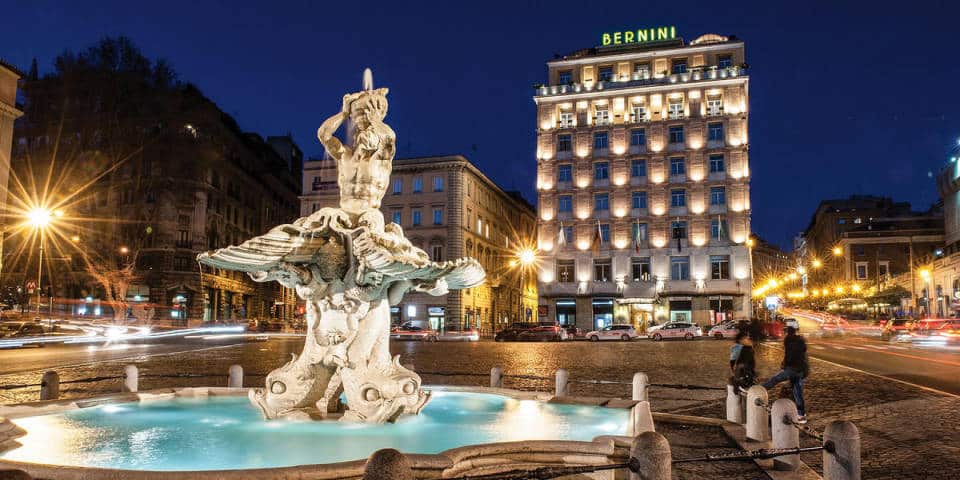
[{"xmin": 2, "ymin": 1, "xmax": 958, "ymax": 249}]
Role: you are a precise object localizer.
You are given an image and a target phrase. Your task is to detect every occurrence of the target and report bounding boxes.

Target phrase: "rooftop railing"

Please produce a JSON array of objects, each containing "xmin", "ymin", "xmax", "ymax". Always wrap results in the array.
[{"xmin": 536, "ymin": 66, "xmax": 745, "ymax": 97}]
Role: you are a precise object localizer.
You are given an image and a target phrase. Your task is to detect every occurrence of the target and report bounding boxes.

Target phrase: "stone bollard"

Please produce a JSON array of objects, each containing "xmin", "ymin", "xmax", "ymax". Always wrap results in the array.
[
  {"xmin": 490, "ymin": 367, "xmax": 503, "ymax": 388},
  {"xmin": 362, "ymin": 448, "xmax": 413, "ymax": 480},
  {"xmin": 122, "ymin": 365, "xmax": 139, "ymax": 393},
  {"xmin": 771, "ymin": 398, "xmax": 800, "ymax": 471},
  {"xmin": 626, "ymin": 400, "xmax": 655, "ymax": 436},
  {"xmin": 823, "ymin": 421, "xmax": 861, "ymax": 480},
  {"xmin": 726, "ymin": 384, "xmax": 745, "ymax": 424},
  {"xmin": 554, "ymin": 369, "xmax": 569, "ymax": 397},
  {"xmin": 632, "ymin": 372, "xmax": 649, "ymax": 402},
  {"xmin": 629, "ymin": 431, "xmax": 671, "ymax": 480},
  {"xmin": 745, "ymin": 385, "xmax": 769, "ymax": 442},
  {"xmin": 228, "ymin": 365, "xmax": 243, "ymax": 388},
  {"xmin": 40, "ymin": 371, "xmax": 59, "ymax": 401}
]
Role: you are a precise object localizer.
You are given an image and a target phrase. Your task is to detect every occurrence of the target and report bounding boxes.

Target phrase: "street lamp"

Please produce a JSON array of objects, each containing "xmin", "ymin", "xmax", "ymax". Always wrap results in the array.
[
  {"xmin": 811, "ymin": 259, "xmax": 823, "ymax": 269},
  {"xmin": 832, "ymin": 246, "xmax": 843, "ymax": 256},
  {"xmin": 25, "ymin": 207, "xmax": 54, "ymax": 316},
  {"xmin": 515, "ymin": 248, "xmax": 537, "ymax": 324}
]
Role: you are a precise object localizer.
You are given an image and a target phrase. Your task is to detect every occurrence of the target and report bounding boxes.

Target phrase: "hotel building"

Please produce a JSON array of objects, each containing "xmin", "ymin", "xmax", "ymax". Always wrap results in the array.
[{"xmin": 533, "ymin": 31, "xmax": 752, "ymax": 331}]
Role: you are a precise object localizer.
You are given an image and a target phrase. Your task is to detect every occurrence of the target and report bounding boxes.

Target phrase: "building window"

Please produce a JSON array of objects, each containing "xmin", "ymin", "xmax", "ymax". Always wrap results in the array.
[
  {"xmin": 557, "ymin": 134, "xmax": 572, "ymax": 152},
  {"xmin": 671, "ymin": 256, "xmax": 690, "ymax": 280},
  {"xmin": 558, "ymin": 195, "xmax": 573, "ymax": 212},
  {"xmin": 668, "ymin": 125, "xmax": 684, "ymax": 144},
  {"xmin": 594, "ymin": 193, "xmax": 609, "ymax": 211},
  {"xmin": 668, "ymin": 99, "xmax": 684, "ymax": 120},
  {"xmin": 708, "ymin": 122, "xmax": 724, "ymax": 141},
  {"xmin": 718, "ymin": 55, "xmax": 733, "ymax": 69},
  {"xmin": 632, "ymin": 257, "xmax": 652, "ymax": 281},
  {"xmin": 559, "ymin": 111, "xmax": 574, "ymax": 128},
  {"xmin": 670, "ymin": 157, "xmax": 686, "ymax": 176},
  {"xmin": 556, "ymin": 298, "xmax": 576, "ymax": 326},
  {"xmin": 598, "ymin": 66, "xmax": 614, "ymax": 82},
  {"xmin": 433, "ymin": 208, "xmax": 443, "ymax": 225},
  {"xmin": 855, "ymin": 245, "xmax": 865, "ymax": 256},
  {"xmin": 433, "ymin": 176, "xmax": 444, "ymax": 192},
  {"xmin": 558, "ymin": 164, "xmax": 573, "ymax": 182},
  {"xmin": 594, "ymin": 131, "xmax": 609, "ymax": 149},
  {"xmin": 431, "ymin": 245, "xmax": 443, "ymax": 261},
  {"xmin": 632, "ymin": 191, "xmax": 648, "ymax": 209},
  {"xmin": 594, "ymin": 162, "xmax": 609, "ymax": 180},
  {"xmin": 710, "ymin": 186, "xmax": 726, "ymax": 205},
  {"xmin": 671, "ymin": 189, "xmax": 686, "ymax": 207},
  {"xmin": 595, "ymin": 108, "xmax": 610, "ymax": 126},
  {"xmin": 711, "ymin": 219, "xmax": 728, "ymax": 240},
  {"xmin": 634, "ymin": 62, "xmax": 650, "ymax": 76},
  {"xmin": 413, "ymin": 177, "xmax": 423, "ymax": 193},
  {"xmin": 711, "ymin": 255, "xmax": 730, "ymax": 280},
  {"xmin": 392, "ymin": 211, "xmax": 402, "ymax": 224},
  {"xmin": 671, "ymin": 220, "xmax": 688, "ymax": 239},
  {"xmin": 594, "ymin": 258, "xmax": 612, "ymax": 282},
  {"xmin": 856, "ymin": 262, "xmax": 868, "ymax": 280},
  {"xmin": 631, "ymin": 105, "xmax": 646, "ymax": 122},
  {"xmin": 631, "ymin": 159, "xmax": 647, "ymax": 177},
  {"xmin": 392, "ymin": 179, "xmax": 402, "ymax": 194},
  {"xmin": 709, "ymin": 154, "xmax": 725, "ymax": 173},
  {"xmin": 632, "ymin": 222, "xmax": 648, "ymax": 243},
  {"xmin": 599, "ymin": 224, "xmax": 610, "ymax": 243},
  {"xmin": 557, "ymin": 260, "xmax": 575, "ymax": 283},
  {"xmin": 477, "ymin": 217, "xmax": 482, "ymax": 232},
  {"xmin": 562, "ymin": 226, "xmax": 574, "ymax": 245},
  {"xmin": 173, "ymin": 256, "xmax": 191, "ymax": 271},
  {"xmin": 412, "ymin": 209, "xmax": 422, "ymax": 226},
  {"xmin": 630, "ymin": 128, "xmax": 646, "ymax": 147},
  {"xmin": 176, "ymin": 230, "xmax": 190, "ymax": 248},
  {"xmin": 671, "ymin": 58, "xmax": 688, "ymax": 74},
  {"xmin": 558, "ymin": 70, "xmax": 573, "ymax": 84},
  {"xmin": 879, "ymin": 261, "xmax": 889, "ymax": 278},
  {"xmin": 706, "ymin": 97, "xmax": 723, "ymax": 116}
]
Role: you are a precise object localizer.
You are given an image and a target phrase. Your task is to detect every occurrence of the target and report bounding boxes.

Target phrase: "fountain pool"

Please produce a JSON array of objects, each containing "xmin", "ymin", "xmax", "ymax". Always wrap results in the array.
[{"xmin": 0, "ymin": 390, "xmax": 628, "ymax": 471}]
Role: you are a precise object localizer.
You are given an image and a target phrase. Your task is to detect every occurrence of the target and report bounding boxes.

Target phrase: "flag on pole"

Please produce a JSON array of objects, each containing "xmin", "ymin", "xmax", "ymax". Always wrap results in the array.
[
  {"xmin": 557, "ymin": 221, "xmax": 566, "ymax": 246},
  {"xmin": 634, "ymin": 219, "xmax": 641, "ymax": 254},
  {"xmin": 592, "ymin": 220, "xmax": 602, "ymax": 255}
]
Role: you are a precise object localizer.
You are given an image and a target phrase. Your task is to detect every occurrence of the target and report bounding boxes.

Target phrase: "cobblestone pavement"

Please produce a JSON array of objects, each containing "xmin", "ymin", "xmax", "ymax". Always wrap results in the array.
[{"xmin": 1, "ymin": 337, "xmax": 957, "ymax": 478}]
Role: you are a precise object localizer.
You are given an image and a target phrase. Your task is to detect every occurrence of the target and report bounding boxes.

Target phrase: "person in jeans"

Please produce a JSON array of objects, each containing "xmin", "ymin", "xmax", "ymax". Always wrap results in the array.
[{"xmin": 763, "ymin": 326, "xmax": 809, "ymax": 423}]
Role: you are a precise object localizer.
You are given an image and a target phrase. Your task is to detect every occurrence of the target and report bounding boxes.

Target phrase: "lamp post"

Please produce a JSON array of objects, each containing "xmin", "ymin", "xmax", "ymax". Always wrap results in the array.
[
  {"xmin": 516, "ymin": 248, "xmax": 536, "ymax": 324},
  {"xmin": 25, "ymin": 208, "xmax": 57, "ymax": 317}
]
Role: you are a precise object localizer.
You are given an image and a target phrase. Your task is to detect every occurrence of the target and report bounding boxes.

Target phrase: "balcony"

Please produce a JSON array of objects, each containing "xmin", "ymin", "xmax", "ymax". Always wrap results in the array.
[{"xmin": 535, "ymin": 66, "xmax": 746, "ymax": 98}]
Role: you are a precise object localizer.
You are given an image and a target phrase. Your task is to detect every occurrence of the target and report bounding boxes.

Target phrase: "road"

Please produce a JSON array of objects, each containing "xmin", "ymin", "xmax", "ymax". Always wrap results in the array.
[{"xmin": 785, "ymin": 309, "xmax": 960, "ymax": 396}]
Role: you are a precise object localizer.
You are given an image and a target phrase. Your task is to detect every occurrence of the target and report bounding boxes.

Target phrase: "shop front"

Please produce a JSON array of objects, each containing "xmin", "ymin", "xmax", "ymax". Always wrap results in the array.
[
  {"xmin": 615, "ymin": 298, "xmax": 655, "ymax": 333},
  {"xmin": 668, "ymin": 299, "xmax": 693, "ymax": 323}
]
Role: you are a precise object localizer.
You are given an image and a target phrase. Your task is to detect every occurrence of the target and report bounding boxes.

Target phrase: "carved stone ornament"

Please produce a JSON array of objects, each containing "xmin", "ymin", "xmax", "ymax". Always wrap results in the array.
[{"xmin": 198, "ymin": 70, "xmax": 485, "ymax": 423}]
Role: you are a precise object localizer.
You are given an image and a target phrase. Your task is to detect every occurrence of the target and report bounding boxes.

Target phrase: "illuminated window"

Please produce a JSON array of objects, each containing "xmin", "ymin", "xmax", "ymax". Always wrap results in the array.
[
  {"xmin": 594, "ymin": 193, "xmax": 609, "ymax": 211},
  {"xmin": 631, "ymin": 159, "xmax": 646, "ymax": 177},
  {"xmin": 631, "ymin": 257, "xmax": 651, "ymax": 281},
  {"xmin": 630, "ymin": 129, "xmax": 646, "ymax": 146},
  {"xmin": 711, "ymin": 219, "xmax": 728, "ymax": 240},
  {"xmin": 668, "ymin": 99, "xmax": 684, "ymax": 120},
  {"xmin": 708, "ymin": 122, "xmax": 724, "ymax": 141},
  {"xmin": 595, "ymin": 108, "xmax": 610, "ymax": 126},
  {"xmin": 707, "ymin": 97, "xmax": 723, "ymax": 116},
  {"xmin": 709, "ymin": 154, "xmax": 725, "ymax": 173},
  {"xmin": 557, "ymin": 260, "xmax": 575, "ymax": 283},
  {"xmin": 594, "ymin": 162, "xmax": 609, "ymax": 180},
  {"xmin": 710, "ymin": 186, "xmax": 726, "ymax": 205},
  {"xmin": 671, "ymin": 256, "xmax": 690, "ymax": 280},
  {"xmin": 559, "ymin": 111, "xmax": 574, "ymax": 128},
  {"xmin": 557, "ymin": 134, "xmax": 572, "ymax": 152},
  {"xmin": 711, "ymin": 255, "xmax": 730, "ymax": 280},
  {"xmin": 668, "ymin": 125, "xmax": 684, "ymax": 144},
  {"xmin": 558, "ymin": 70, "xmax": 573, "ymax": 84},
  {"xmin": 594, "ymin": 258, "xmax": 612, "ymax": 282},
  {"xmin": 557, "ymin": 164, "xmax": 573, "ymax": 182},
  {"xmin": 632, "ymin": 191, "xmax": 647, "ymax": 209},
  {"xmin": 558, "ymin": 195, "xmax": 573, "ymax": 212},
  {"xmin": 633, "ymin": 63, "xmax": 650, "ymax": 76},
  {"xmin": 594, "ymin": 131, "xmax": 609, "ymax": 149},
  {"xmin": 598, "ymin": 66, "xmax": 614, "ymax": 82},
  {"xmin": 631, "ymin": 105, "xmax": 647, "ymax": 122},
  {"xmin": 670, "ymin": 157, "xmax": 686, "ymax": 176}
]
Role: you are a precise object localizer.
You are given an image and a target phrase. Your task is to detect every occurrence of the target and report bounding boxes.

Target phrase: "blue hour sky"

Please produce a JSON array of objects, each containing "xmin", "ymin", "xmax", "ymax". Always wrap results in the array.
[{"xmin": 2, "ymin": 0, "xmax": 958, "ymax": 249}]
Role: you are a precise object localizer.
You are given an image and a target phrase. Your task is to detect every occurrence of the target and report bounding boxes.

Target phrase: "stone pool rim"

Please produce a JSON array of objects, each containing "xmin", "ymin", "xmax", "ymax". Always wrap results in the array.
[{"xmin": 0, "ymin": 385, "xmax": 640, "ymax": 479}]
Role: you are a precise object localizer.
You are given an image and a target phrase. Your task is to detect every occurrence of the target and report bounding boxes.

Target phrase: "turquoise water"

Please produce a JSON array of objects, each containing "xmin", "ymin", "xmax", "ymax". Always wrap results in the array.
[{"xmin": 1, "ymin": 391, "xmax": 627, "ymax": 471}]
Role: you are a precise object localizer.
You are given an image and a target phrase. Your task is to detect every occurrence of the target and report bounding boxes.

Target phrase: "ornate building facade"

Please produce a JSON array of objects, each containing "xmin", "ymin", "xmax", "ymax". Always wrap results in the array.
[{"xmin": 534, "ymin": 31, "xmax": 752, "ymax": 330}]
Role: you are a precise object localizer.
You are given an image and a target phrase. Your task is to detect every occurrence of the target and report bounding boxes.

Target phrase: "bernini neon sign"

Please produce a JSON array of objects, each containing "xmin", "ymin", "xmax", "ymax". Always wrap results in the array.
[{"xmin": 601, "ymin": 26, "xmax": 677, "ymax": 46}]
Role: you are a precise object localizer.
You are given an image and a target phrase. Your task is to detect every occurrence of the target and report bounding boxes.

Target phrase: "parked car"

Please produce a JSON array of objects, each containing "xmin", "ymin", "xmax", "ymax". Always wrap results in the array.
[
  {"xmin": 390, "ymin": 323, "xmax": 439, "ymax": 342},
  {"xmin": 564, "ymin": 326, "xmax": 584, "ymax": 339},
  {"xmin": 650, "ymin": 323, "xmax": 703, "ymax": 341},
  {"xmin": 495, "ymin": 323, "xmax": 566, "ymax": 342},
  {"xmin": 585, "ymin": 324, "xmax": 639, "ymax": 341},
  {"xmin": 707, "ymin": 322, "xmax": 739, "ymax": 339}
]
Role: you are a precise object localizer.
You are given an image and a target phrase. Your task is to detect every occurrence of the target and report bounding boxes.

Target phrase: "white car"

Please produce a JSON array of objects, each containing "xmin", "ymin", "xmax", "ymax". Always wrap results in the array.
[
  {"xmin": 650, "ymin": 322, "xmax": 703, "ymax": 341},
  {"xmin": 586, "ymin": 325, "xmax": 639, "ymax": 341},
  {"xmin": 708, "ymin": 323, "xmax": 739, "ymax": 339}
]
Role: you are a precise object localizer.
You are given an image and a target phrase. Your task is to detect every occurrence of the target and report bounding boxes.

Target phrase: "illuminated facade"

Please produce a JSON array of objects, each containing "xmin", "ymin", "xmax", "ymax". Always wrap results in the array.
[
  {"xmin": 533, "ymin": 32, "xmax": 752, "ymax": 330},
  {"xmin": 299, "ymin": 154, "xmax": 538, "ymax": 335},
  {"xmin": 0, "ymin": 60, "xmax": 22, "ymax": 245}
]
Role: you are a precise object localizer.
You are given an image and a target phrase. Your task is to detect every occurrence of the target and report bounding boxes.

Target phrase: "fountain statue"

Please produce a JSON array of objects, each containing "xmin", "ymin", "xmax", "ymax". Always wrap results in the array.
[{"xmin": 197, "ymin": 69, "xmax": 485, "ymax": 423}]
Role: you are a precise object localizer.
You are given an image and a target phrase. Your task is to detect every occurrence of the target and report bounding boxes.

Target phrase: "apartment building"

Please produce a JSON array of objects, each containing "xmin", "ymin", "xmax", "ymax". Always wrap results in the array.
[{"xmin": 534, "ymin": 30, "xmax": 752, "ymax": 331}]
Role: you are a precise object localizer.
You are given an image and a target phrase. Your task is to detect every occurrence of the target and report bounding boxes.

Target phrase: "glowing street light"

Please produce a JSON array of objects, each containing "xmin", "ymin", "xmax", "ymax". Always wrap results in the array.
[
  {"xmin": 919, "ymin": 269, "xmax": 931, "ymax": 280},
  {"xmin": 812, "ymin": 259, "xmax": 823, "ymax": 269},
  {"xmin": 119, "ymin": 246, "xmax": 130, "ymax": 255},
  {"xmin": 832, "ymin": 246, "xmax": 843, "ymax": 256},
  {"xmin": 517, "ymin": 248, "xmax": 536, "ymax": 266},
  {"xmin": 26, "ymin": 208, "xmax": 53, "ymax": 228}
]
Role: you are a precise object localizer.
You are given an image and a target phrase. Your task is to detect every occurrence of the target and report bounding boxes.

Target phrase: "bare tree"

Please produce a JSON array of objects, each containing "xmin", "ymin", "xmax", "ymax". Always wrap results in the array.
[{"xmin": 82, "ymin": 248, "xmax": 139, "ymax": 324}]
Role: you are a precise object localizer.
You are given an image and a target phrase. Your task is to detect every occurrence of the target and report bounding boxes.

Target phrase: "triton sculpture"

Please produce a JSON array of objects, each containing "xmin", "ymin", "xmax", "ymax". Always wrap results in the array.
[{"xmin": 198, "ymin": 69, "xmax": 485, "ymax": 423}]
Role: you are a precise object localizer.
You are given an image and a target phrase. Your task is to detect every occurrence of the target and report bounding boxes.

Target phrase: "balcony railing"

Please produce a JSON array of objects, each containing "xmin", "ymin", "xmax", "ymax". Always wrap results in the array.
[{"xmin": 536, "ymin": 66, "xmax": 745, "ymax": 97}]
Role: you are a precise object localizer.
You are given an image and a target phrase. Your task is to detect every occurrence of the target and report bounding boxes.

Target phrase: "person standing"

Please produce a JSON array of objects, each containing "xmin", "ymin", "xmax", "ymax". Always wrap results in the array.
[
  {"xmin": 730, "ymin": 332, "xmax": 756, "ymax": 392},
  {"xmin": 762, "ymin": 326, "xmax": 809, "ymax": 423}
]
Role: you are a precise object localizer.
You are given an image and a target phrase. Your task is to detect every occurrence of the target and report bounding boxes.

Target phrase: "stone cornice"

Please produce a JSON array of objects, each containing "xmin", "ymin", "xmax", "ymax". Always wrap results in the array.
[{"xmin": 0, "ymin": 101, "xmax": 23, "ymax": 119}]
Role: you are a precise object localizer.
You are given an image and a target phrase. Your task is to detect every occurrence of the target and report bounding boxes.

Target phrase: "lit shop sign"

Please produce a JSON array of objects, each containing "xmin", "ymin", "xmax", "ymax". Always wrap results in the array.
[{"xmin": 601, "ymin": 26, "xmax": 676, "ymax": 46}]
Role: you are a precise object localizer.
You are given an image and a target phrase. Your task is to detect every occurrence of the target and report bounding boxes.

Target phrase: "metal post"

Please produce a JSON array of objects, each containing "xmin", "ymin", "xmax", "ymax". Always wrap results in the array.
[
  {"xmin": 228, "ymin": 365, "xmax": 243, "ymax": 388},
  {"xmin": 771, "ymin": 398, "xmax": 800, "ymax": 471},
  {"xmin": 490, "ymin": 367, "xmax": 503, "ymax": 388},
  {"xmin": 726, "ymin": 384, "xmax": 745, "ymax": 424},
  {"xmin": 35, "ymin": 231, "xmax": 43, "ymax": 317},
  {"xmin": 632, "ymin": 372, "xmax": 649, "ymax": 401},
  {"xmin": 554, "ymin": 368, "xmax": 568, "ymax": 397},
  {"xmin": 123, "ymin": 364, "xmax": 139, "ymax": 393},
  {"xmin": 745, "ymin": 385, "xmax": 769, "ymax": 442},
  {"xmin": 824, "ymin": 421, "xmax": 860, "ymax": 480},
  {"xmin": 629, "ymin": 431, "xmax": 671, "ymax": 480},
  {"xmin": 40, "ymin": 371, "xmax": 59, "ymax": 400},
  {"xmin": 362, "ymin": 448, "xmax": 413, "ymax": 480}
]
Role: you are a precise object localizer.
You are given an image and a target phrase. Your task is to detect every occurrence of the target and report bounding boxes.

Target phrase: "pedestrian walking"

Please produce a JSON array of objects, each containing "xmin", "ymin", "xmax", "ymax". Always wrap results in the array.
[
  {"xmin": 762, "ymin": 326, "xmax": 809, "ymax": 423},
  {"xmin": 730, "ymin": 332, "xmax": 756, "ymax": 391}
]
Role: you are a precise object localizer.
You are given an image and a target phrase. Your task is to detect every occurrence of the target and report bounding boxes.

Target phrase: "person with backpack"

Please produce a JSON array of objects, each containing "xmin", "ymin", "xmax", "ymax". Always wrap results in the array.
[
  {"xmin": 730, "ymin": 331, "xmax": 756, "ymax": 391},
  {"xmin": 762, "ymin": 326, "xmax": 809, "ymax": 423}
]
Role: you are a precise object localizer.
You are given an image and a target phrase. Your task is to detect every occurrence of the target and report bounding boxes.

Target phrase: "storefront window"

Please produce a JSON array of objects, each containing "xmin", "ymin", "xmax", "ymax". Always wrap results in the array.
[
  {"xmin": 556, "ymin": 299, "xmax": 576, "ymax": 326},
  {"xmin": 592, "ymin": 298, "xmax": 614, "ymax": 330},
  {"xmin": 669, "ymin": 300, "xmax": 692, "ymax": 323}
]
